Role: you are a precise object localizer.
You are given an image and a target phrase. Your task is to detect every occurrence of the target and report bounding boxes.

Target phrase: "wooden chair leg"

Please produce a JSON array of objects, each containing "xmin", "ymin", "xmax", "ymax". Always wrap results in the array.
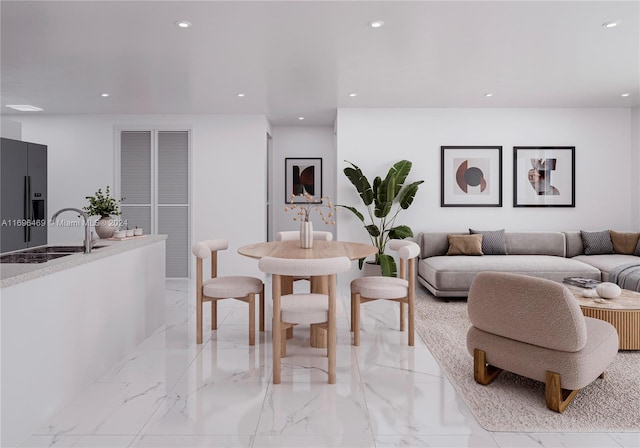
[
  {"xmin": 473, "ymin": 349, "xmax": 502, "ymax": 385},
  {"xmin": 353, "ymin": 293, "xmax": 361, "ymax": 346},
  {"xmin": 328, "ymin": 276, "xmax": 336, "ymax": 384},
  {"xmin": 211, "ymin": 300, "xmax": 217, "ymax": 330},
  {"xmin": 545, "ymin": 371, "xmax": 579, "ymax": 413},
  {"xmin": 248, "ymin": 294, "xmax": 255, "ymax": 346},
  {"xmin": 259, "ymin": 284, "xmax": 265, "ymax": 332},
  {"xmin": 350, "ymin": 292, "xmax": 355, "ymax": 331},
  {"xmin": 400, "ymin": 301, "xmax": 406, "ymax": 331},
  {"xmin": 196, "ymin": 294, "xmax": 203, "ymax": 344}
]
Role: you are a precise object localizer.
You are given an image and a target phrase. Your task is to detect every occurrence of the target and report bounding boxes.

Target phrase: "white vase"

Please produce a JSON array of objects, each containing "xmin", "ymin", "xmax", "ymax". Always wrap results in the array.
[
  {"xmin": 300, "ymin": 220, "xmax": 313, "ymax": 248},
  {"xmin": 95, "ymin": 215, "xmax": 118, "ymax": 239}
]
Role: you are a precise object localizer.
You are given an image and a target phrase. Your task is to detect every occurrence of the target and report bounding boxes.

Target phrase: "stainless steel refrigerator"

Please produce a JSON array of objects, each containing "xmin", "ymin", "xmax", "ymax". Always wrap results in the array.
[{"xmin": 1, "ymin": 137, "xmax": 47, "ymax": 253}]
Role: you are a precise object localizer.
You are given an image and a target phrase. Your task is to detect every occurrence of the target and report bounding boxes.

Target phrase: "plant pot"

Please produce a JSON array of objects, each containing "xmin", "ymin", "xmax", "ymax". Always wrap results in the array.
[
  {"xmin": 300, "ymin": 220, "xmax": 313, "ymax": 248},
  {"xmin": 362, "ymin": 261, "xmax": 382, "ymax": 277},
  {"xmin": 95, "ymin": 215, "xmax": 118, "ymax": 239}
]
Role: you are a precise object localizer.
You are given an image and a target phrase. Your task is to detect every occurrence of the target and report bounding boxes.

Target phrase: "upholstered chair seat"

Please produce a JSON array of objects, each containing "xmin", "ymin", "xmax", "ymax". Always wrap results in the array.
[
  {"xmin": 466, "ymin": 271, "xmax": 618, "ymax": 413},
  {"xmin": 202, "ymin": 276, "xmax": 263, "ymax": 298}
]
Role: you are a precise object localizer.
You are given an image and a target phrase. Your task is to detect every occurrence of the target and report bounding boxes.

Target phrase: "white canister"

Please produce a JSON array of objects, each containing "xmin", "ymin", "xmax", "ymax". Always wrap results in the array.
[
  {"xmin": 134, "ymin": 228, "xmax": 143, "ymax": 236},
  {"xmin": 125, "ymin": 229, "xmax": 134, "ymax": 237}
]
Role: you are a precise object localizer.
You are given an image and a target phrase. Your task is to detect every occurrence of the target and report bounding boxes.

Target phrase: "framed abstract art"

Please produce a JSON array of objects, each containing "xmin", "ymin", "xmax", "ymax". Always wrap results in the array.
[
  {"xmin": 441, "ymin": 146, "xmax": 503, "ymax": 207},
  {"xmin": 285, "ymin": 157, "xmax": 323, "ymax": 203},
  {"xmin": 513, "ymin": 146, "xmax": 575, "ymax": 207}
]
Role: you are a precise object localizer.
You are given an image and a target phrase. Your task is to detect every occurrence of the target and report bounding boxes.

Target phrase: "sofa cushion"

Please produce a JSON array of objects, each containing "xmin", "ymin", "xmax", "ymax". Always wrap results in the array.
[
  {"xmin": 419, "ymin": 255, "xmax": 600, "ymax": 292},
  {"xmin": 446, "ymin": 234, "xmax": 483, "ymax": 256},
  {"xmin": 469, "ymin": 228, "xmax": 507, "ymax": 255},
  {"xmin": 572, "ymin": 254, "xmax": 640, "ymax": 281},
  {"xmin": 609, "ymin": 230, "xmax": 640, "ymax": 255},
  {"xmin": 580, "ymin": 230, "xmax": 614, "ymax": 255}
]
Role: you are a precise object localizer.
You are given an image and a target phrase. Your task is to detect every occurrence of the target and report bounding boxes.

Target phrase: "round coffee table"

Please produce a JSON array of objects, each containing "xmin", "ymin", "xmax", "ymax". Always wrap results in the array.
[{"xmin": 567, "ymin": 284, "xmax": 640, "ymax": 350}]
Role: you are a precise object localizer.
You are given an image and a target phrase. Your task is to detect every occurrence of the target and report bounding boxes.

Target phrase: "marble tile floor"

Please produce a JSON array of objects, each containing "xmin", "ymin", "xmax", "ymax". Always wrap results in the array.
[{"xmin": 20, "ymin": 279, "xmax": 639, "ymax": 448}]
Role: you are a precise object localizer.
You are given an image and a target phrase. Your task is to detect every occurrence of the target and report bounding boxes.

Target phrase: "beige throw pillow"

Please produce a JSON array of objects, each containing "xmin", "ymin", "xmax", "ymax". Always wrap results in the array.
[
  {"xmin": 447, "ymin": 234, "xmax": 483, "ymax": 256},
  {"xmin": 609, "ymin": 230, "xmax": 640, "ymax": 255}
]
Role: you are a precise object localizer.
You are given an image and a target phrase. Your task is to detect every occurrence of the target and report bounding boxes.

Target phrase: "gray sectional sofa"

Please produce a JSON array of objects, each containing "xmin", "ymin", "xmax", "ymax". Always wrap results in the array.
[{"xmin": 417, "ymin": 231, "xmax": 639, "ymax": 298}]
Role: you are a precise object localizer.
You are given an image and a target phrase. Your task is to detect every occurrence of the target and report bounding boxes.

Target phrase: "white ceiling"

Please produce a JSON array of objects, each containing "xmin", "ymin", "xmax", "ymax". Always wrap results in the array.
[{"xmin": 1, "ymin": 1, "xmax": 639, "ymax": 126}]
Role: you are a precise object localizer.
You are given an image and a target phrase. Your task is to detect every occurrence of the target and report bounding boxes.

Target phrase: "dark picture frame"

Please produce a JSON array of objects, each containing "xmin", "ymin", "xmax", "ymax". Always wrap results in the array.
[
  {"xmin": 513, "ymin": 146, "xmax": 575, "ymax": 207},
  {"xmin": 285, "ymin": 157, "xmax": 322, "ymax": 203},
  {"xmin": 441, "ymin": 146, "xmax": 503, "ymax": 207}
]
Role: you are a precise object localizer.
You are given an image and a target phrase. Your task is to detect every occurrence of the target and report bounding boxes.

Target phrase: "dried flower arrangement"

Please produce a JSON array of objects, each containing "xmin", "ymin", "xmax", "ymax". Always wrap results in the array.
[{"xmin": 285, "ymin": 193, "xmax": 336, "ymax": 224}]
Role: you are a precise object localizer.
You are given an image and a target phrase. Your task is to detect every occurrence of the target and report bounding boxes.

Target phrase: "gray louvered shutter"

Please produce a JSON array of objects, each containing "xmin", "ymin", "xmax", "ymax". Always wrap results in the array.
[
  {"xmin": 120, "ymin": 131, "xmax": 152, "ymax": 234},
  {"xmin": 157, "ymin": 131, "xmax": 189, "ymax": 277}
]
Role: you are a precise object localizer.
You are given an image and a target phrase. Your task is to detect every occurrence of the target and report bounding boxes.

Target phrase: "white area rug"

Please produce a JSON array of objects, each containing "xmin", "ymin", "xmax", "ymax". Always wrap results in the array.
[{"xmin": 414, "ymin": 293, "xmax": 640, "ymax": 432}]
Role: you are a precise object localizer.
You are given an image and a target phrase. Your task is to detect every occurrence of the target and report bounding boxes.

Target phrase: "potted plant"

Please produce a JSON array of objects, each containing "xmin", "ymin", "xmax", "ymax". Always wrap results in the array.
[
  {"xmin": 83, "ymin": 186, "xmax": 123, "ymax": 239},
  {"xmin": 338, "ymin": 160, "xmax": 423, "ymax": 277}
]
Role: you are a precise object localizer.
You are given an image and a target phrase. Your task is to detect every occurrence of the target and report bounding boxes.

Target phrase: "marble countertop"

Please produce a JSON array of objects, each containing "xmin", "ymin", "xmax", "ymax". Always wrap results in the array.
[{"xmin": 0, "ymin": 235, "xmax": 167, "ymax": 288}]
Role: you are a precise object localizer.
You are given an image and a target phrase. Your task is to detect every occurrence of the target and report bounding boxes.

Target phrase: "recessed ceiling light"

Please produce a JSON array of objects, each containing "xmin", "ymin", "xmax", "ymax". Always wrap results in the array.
[
  {"xmin": 368, "ymin": 20, "xmax": 384, "ymax": 28},
  {"xmin": 298, "ymin": 117, "xmax": 305, "ymax": 121},
  {"xmin": 602, "ymin": 20, "xmax": 621, "ymax": 28},
  {"xmin": 349, "ymin": 93, "xmax": 358, "ymax": 97},
  {"xmin": 176, "ymin": 20, "xmax": 192, "ymax": 28},
  {"xmin": 101, "ymin": 93, "xmax": 110, "ymax": 97},
  {"xmin": 237, "ymin": 93, "xmax": 245, "ymax": 97},
  {"xmin": 484, "ymin": 93, "xmax": 494, "ymax": 97},
  {"xmin": 6, "ymin": 105, "xmax": 43, "ymax": 112},
  {"xmin": 621, "ymin": 93, "xmax": 631, "ymax": 97}
]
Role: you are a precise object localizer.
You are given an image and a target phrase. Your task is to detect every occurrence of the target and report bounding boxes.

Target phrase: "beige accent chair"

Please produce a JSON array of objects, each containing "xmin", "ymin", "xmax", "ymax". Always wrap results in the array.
[
  {"xmin": 258, "ymin": 256, "xmax": 351, "ymax": 384},
  {"xmin": 466, "ymin": 272, "xmax": 619, "ymax": 413},
  {"xmin": 193, "ymin": 239, "xmax": 264, "ymax": 345},
  {"xmin": 350, "ymin": 240, "xmax": 420, "ymax": 346}
]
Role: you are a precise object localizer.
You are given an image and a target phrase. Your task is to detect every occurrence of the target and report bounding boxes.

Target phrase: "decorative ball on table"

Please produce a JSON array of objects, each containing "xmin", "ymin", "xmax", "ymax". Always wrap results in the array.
[{"xmin": 595, "ymin": 282, "xmax": 622, "ymax": 299}]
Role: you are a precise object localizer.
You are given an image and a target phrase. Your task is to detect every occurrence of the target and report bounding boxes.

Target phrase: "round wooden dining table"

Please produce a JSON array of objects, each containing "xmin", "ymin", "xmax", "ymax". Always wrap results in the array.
[
  {"xmin": 238, "ymin": 239, "xmax": 377, "ymax": 293},
  {"xmin": 238, "ymin": 239, "xmax": 378, "ymax": 261}
]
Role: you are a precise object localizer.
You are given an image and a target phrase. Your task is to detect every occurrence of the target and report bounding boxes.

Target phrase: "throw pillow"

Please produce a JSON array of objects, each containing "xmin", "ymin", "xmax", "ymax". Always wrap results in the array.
[
  {"xmin": 636, "ymin": 238, "xmax": 640, "ymax": 257},
  {"xmin": 580, "ymin": 230, "xmax": 614, "ymax": 255},
  {"xmin": 469, "ymin": 228, "xmax": 507, "ymax": 255},
  {"xmin": 446, "ymin": 234, "xmax": 483, "ymax": 256},
  {"xmin": 609, "ymin": 230, "xmax": 640, "ymax": 255}
]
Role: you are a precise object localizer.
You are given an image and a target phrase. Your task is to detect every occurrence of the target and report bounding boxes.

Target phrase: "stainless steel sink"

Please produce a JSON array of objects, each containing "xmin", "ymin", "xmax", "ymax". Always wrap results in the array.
[
  {"xmin": 19, "ymin": 245, "xmax": 106, "ymax": 254},
  {"xmin": 0, "ymin": 253, "xmax": 72, "ymax": 264},
  {"xmin": 0, "ymin": 245, "xmax": 106, "ymax": 263}
]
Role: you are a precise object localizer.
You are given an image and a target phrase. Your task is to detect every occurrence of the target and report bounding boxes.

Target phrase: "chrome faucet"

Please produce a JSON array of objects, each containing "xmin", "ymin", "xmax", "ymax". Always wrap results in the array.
[{"xmin": 51, "ymin": 208, "xmax": 98, "ymax": 254}]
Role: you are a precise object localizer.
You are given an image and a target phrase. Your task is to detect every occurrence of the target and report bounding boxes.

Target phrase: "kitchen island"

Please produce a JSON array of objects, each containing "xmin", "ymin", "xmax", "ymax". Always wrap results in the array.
[{"xmin": 1, "ymin": 235, "xmax": 167, "ymax": 447}]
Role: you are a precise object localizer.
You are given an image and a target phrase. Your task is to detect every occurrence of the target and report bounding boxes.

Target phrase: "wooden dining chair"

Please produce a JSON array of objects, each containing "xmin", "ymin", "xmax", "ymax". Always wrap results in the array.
[
  {"xmin": 258, "ymin": 256, "xmax": 351, "ymax": 384},
  {"xmin": 350, "ymin": 240, "xmax": 420, "ymax": 346},
  {"xmin": 192, "ymin": 239, "xmax": 265, "ymax": 345},
  {"xmin": 275, "ymin": 230, "xmax": 333, "ymax": 292}
]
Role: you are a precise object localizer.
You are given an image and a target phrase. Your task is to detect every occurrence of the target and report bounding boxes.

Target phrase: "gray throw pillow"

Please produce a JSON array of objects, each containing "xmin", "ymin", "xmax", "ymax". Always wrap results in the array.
[
  {"xmin": 580, "ymin": 230, "xmax": 614, "ymax": 255},
  {"xmin": 469, "ymin": 228, "xmax": 507, "ymax": 255},
  {"xmin": 635, "ymin": 238, "xmax": 640, "ymax": 257}
]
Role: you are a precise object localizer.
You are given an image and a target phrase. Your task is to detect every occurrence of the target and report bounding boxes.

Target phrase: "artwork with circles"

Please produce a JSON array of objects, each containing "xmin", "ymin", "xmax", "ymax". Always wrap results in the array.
[{"xmin": 441, "ymin": 146, "xmax": 503, "ymax": 207}]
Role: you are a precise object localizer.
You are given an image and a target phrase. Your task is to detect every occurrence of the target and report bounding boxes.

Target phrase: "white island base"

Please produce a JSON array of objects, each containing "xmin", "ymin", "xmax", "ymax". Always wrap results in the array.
[{"xmin": 1, "ymin": 237, "xmax": 166, "ymax": 447}]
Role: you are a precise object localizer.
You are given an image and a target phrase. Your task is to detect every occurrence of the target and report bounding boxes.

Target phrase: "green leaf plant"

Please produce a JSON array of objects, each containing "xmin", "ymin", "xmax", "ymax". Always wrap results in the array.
[
  {"xmin": 338, "ymin": 160, "xmax": 424, "ymax": 277},
  {"xmin": 83, "ymin": 186, "xmax": 123, "ymax": 217}
]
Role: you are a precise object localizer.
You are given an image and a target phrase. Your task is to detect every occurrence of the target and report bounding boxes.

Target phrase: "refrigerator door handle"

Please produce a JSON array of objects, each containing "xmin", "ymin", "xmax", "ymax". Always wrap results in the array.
[{"xmin": 25, "ymin": 175, "xmax": 31, "ymax": 242}]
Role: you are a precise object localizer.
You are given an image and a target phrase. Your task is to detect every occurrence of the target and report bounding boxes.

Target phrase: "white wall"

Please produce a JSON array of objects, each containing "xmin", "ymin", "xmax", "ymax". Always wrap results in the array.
[
  {"xmin": 336, "ymin": 108, "xmax": 635, "ymax": 248},
  {"xmin": 16, "ymin": 114, "xmax": 268, "ymax": 277},
  {"xmin": 1, "ymin": 117, "xmax": 22, "ymax": 140},
  {"xmin": 270, "ymin": 126, "xmax": 336, "ymax": 238},
  {"xmin": 631, "ymin": 106, "xmax": 640, "ymax": 229}
]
